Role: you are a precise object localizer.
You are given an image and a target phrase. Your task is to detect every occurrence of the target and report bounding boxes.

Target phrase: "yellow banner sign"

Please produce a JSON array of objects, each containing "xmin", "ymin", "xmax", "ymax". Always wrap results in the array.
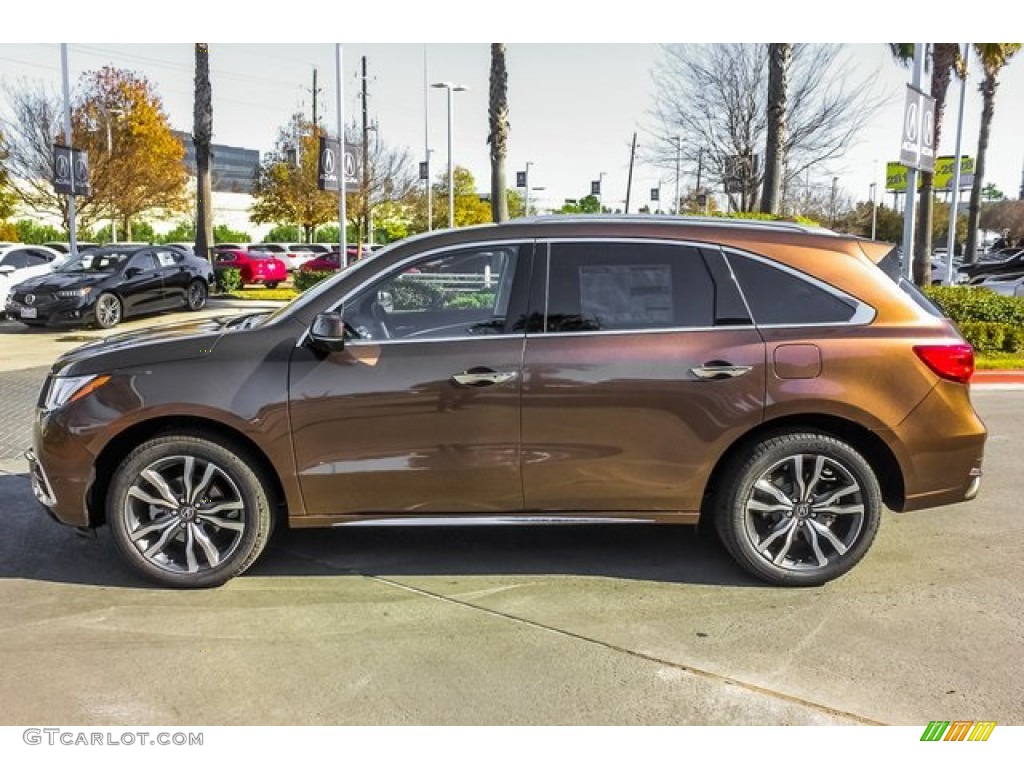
[{"xmin": 886, "ymin": 157, "xmax": 974, "ymax": 192}]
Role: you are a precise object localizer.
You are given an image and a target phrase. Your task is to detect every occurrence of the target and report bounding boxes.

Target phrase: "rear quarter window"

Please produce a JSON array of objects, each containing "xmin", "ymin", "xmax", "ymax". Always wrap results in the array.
[{"xmin": 725, "ymin": 252, "xmax": 858, "ymax": 325}]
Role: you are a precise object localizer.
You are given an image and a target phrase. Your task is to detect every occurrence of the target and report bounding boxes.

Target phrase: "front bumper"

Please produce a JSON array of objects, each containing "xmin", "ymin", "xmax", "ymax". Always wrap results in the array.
[{"xmin": 6, "ymin": 295, "xmax": 94, "ymax": 326}]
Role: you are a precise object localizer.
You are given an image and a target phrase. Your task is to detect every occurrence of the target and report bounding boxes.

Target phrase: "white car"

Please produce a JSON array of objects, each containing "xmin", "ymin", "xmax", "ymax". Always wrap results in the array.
[
  {"xmin": 0, "ymin": 245, "xmax": 65, "ymax": 317},
  {"xmin": 976, "ymin": 274, "xmax": 1024, "ymax": 298}
]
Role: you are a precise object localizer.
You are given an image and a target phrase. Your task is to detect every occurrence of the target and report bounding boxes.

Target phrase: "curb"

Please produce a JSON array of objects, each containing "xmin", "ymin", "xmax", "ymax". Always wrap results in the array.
[{"xmin": 971, "ymin": 370, "xmax": 1024, "ymax": 388}]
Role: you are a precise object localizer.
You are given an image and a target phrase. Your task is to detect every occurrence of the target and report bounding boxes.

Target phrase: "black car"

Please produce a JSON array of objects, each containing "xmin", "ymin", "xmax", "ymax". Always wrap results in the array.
[
  {"xmin": 6, "ymin": 245, "xmax": 214, "ymax": 329},
  {"xmin": 959, "ymin": 248, "xmax": 1024, "ymax": 283}
]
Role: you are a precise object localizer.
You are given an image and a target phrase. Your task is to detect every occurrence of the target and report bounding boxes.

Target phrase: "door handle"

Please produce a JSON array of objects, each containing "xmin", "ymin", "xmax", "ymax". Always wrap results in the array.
[
  {"xmin": 690, "ymin": 363, "xmax": 753, "ymax": 380},
  {"xmin": 451, "ymin": 369, "xmax": 518, "ymax": 387}
]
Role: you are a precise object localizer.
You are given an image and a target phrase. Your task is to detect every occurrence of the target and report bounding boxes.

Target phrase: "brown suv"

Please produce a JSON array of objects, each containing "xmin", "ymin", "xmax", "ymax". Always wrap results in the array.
[{"xmin": 26, "ymin": 216, "xmax": 986, "ymax": 588}]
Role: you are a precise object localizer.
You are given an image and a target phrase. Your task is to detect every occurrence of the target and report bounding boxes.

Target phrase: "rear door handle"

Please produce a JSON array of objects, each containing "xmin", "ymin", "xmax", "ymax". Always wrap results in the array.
[
  {"xmin": 690, "ymin": 363, "xmax": 753, "ymax": 380},
  {"xmin": 451, "ymin": 369, "xmax": 518, "ymax": 387}
]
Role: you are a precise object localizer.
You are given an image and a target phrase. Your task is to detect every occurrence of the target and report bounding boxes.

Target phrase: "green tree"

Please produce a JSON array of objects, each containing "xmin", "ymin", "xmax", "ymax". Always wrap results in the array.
[
  {"xmin": 408, "ymin": 166, "xmax": 491, "ymax": 231},
  {"xmin": 263, "ymin": 224, "xmax": 301, "ymax": 242},
  {"xmin": 0, "ymin": 128, "xmax": 17, "ymax": 221},
  {"xmin": 488, "ymin": 43, "xmax": 510, "ymax": 223},
  {"xmin": 156, "ymin": 219, "xmax": 197, "ymax": 243},
  {"xmin": 966, "ymin": 43, "xmax": 1022, "ymax": 262},
  {"xmin": 213, "ymin": 224, "xmax": 250, "ymax": 243},
  {"xmin": 76, "ymin": 66, "xmax": 189, "ymax": 236},
  {"xmin": 250, "ymin": 116, "xmax": 337, "ymax": 242}
]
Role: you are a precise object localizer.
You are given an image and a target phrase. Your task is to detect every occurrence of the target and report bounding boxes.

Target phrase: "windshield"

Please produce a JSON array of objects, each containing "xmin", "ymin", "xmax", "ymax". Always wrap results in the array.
[
  {"xmin": 57, "ymin": 250, "xmax": 131, "ymax": 272},
  {"xmin": 262, "ymin": 253, "xmax": 380, "ymax": 325}
]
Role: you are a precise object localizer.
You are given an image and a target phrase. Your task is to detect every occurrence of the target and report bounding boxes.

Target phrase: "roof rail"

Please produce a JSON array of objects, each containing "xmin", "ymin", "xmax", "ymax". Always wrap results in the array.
[{"xmin": 506, "ymin": 213, "xmax": 838, "ymax": 236}]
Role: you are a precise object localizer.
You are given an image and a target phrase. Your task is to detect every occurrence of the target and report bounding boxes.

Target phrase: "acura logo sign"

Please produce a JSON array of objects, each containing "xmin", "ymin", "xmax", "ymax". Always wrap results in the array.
[{"xmin": 25, "ymin": 294, "xmax": 36, "ymax": 305}]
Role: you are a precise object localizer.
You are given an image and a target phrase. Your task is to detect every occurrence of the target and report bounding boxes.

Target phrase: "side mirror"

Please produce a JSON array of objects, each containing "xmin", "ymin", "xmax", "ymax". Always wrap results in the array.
[
  {"xmin": 124, "ymin": 267, "xmax": 142, "ymax": 278},
  {"xmin": 0, "ymin": 265, "xmax": 15, "ymax": 275},
  {"xmin": 310, "ymin": 311, "xmax": 347, "ymax": 352}
]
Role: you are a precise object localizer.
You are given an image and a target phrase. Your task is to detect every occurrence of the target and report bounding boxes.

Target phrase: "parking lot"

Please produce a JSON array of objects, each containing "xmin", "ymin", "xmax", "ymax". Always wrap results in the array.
[{"xmin": 0, "ymin": 307, "xmax": 1021, "ymax": 726}]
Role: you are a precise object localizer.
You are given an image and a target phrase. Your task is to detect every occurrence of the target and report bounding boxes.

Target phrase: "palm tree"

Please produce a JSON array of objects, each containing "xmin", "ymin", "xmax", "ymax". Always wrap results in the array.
[
  {"xmin": 890, "ymin": 44, "xmax": 966, "ymax": 284},
  {"xmin": 760, "ymin": 43, "xmax": 792, "ymax": 216},
  {"xmin": 194, "ymin": 43, "xmax": 213, "ymax": 259},
  {"xmin": 487, "ymin": 44, "xmax": 509, "ymax": 223},
  {"xmin": 965, "ymin": 43, "xmax": 1022, "ymax": 263}
]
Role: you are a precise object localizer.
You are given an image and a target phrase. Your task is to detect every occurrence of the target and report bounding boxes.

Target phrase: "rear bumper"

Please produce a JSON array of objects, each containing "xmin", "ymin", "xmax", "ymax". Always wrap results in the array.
[{"xmin": 886, "ymin": 380, "xmax": 987, "ymax": 511}]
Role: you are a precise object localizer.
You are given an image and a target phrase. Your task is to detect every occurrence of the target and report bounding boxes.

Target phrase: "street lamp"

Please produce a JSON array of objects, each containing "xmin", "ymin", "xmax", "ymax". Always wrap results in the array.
[
  {"xmin": 96, "ymin": 105, "xmax": 125, "ymax": 242},
  {"xmin": 524, "ymin": 161, "xmax": 533, "ymax": 216},
  {"xmin": 597, "ymin": 171, "xmax": 607, "ymax": 213},
  {"xmin": 431, "ymin": 81, "xmax": 468, "ymax": 228}
]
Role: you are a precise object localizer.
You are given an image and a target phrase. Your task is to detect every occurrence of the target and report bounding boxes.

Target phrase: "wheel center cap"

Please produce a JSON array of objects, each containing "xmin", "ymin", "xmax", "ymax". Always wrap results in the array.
[
  {"xmin": 179, "ymin": 506, "xmax": 197, "ymax": 522},
  {"xmin": 794, "ymin": 502, "xmax": 811, "ymax": 518}
]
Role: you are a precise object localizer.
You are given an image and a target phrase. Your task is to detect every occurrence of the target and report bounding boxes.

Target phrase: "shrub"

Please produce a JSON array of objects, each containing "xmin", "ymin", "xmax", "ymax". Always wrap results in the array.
[
  {"xmin": 293, "ymin": 270, "xmax": 335, "ymax": 292},
  {"xmin": 445, "ymin": 291, "xmax": 495, "ymax": 309},
  {"xmin": 924, "ymin": 285, "xmax": 1024, "ymax": 326},
  {"xmin": 392, "ymin": 280, "xmax": 444, "ymax": 310},
  {"xmin": 214, "ymin": 267, "xmax": 242, "ymax": 293},
  {"xmin": 958, "ymin": 321, "xmax": 1024, "ymax": 354}
]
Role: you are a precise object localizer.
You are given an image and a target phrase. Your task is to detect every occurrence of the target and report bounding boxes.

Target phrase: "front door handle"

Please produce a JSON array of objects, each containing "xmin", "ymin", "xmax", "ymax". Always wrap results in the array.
[
  {"xmin": 451, "ymin": 368, "xmax": 518, "ymax": 387},
  {"xmin": 690, "ymin": 363, "xmax": 753, "ymax": 380}
]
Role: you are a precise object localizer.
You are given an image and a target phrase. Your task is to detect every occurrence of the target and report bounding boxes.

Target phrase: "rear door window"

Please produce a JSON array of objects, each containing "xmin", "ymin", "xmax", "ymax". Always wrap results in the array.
[{"xmin": 542, "ymin": 241, "xmax": 715, "ymax": 332}]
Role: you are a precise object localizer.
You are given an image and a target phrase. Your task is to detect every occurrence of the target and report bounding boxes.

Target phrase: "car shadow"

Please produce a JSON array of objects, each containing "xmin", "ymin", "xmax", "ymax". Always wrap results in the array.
[{"xmin": 0, "ymin": 474, "xmax": 760, "ymax": 589}]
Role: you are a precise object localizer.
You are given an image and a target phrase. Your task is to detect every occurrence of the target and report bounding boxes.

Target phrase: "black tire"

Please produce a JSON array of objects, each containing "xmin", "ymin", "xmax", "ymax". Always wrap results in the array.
[
  {"xmin": 186, "ymin": 279, "xmax": 208, "ymax": 311},
  {"xmin": 714, "ymin": 432, "xmax": 882, "ymax": 586},
  {"xmin": 107, "ymin": 434, "xmax": 273, "ymax": 588},
  {"xmin": 93, "ymin": 292, "xmax": 122, "ymax": 329},
  {"xmin": 264, "ymin": 281, "xmax": 279, "ymax": 289}
]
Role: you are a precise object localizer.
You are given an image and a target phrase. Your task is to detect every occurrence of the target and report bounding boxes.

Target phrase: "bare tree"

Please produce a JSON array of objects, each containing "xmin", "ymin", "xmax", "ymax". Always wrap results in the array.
[
  {"xmin": 0, "ymin": 80, "xmax": 93, "ymax": 230},
  {"xmin": 647, "ymin": 44, "xmax": 884, "ymax": 214}
]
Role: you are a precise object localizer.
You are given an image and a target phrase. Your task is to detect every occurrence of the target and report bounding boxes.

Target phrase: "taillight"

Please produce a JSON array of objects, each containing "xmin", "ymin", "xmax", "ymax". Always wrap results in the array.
[{"xmin": 913, "ymin": 344, "xmax": 975, "ymax": 383}]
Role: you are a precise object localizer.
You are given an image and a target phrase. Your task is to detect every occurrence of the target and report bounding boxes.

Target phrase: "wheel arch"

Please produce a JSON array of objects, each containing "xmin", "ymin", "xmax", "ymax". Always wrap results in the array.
[
  {"xmin": 701, "ymin": 413, "xmax": 905, "ymax": 520},
  {"xmin": 88, "ymin": 415, "xmax": 288, "ymax": 528}
]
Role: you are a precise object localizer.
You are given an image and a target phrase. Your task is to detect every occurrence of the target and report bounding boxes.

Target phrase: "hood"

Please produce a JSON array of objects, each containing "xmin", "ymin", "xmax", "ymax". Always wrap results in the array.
[
  {"xmin": 15, "ymin": 271, "xmax": 111, "ymax": 293},
  {"xmin": 52, "ymin": 315, "xmax": 234, "ymax": 376}
]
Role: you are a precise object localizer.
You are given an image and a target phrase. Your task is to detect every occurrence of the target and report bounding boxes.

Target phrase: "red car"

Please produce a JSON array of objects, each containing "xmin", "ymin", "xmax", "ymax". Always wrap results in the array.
[
  {"xmin": 300, "ymin": 247, "xmax": 360, "ymax": 272},
  {"xmin": 213, "ymin": 249, "xmax": 287, "ymax": 288}
]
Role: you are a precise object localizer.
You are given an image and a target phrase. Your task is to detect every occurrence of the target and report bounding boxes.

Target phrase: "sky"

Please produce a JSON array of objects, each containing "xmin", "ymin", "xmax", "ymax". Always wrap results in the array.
[{"xmin": 1, "ymin": 6, "xmax": 1022, "ymax": 220}]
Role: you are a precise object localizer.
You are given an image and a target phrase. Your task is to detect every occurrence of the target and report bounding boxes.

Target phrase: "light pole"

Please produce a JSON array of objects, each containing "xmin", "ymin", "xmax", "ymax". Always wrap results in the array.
[
  {"xmin": 431, "ymin": 81, "xmax": 468, "ymax": 229},
  {"xmin": 830, "ymin": 176, "xmax": 839, "ymax": 227},
  {"xmin": 530, "ymin": 186, "xmax": 545, "ymax": 215},
  {"xmin": 598, "ymin": 171, "xmax": 607, "ymax": 213},
  {"xmin": 524, "ymin": 161, "xmax": 533, "ymax": 216},
  {"xmin": 97, "ymin": 105, "xmax": 124, "ymax": 243}
]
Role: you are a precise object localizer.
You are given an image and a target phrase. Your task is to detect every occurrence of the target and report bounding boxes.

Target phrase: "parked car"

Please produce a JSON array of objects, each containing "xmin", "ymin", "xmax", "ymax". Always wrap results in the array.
[
  {"xmin": 975, "ymin": 273, "xmax": 1024, "ymax": 298},
  {"xmin": 296, "ymin": 243, "xmax": 331, "ymax": 255},
  {"xmin": 43, "ymin": 241, "xmax": 100, "ymax": 254},
  {"xmin": 212, "ymin": 249, "xmax": 287, "ymax": 288},
  {"xmin": 299, "ymin": 248, "xmax": 360, "ymax": 272},
  {"xmin": 26, "ymin": 216, "xmax": 986, "ymax": 588},
  {"xmin": 0, "ymin": 244, "xmax": 65, "ymax": 317},
  {"xmin": 249, "ymin": 243, "xmax": 315, "ymax": 272},
  {"xmin": 959, "ymin": 248, "xmax": 1024, "ymax": 284},
  {"xmin": 6, "ymin": 244, "xmax": 214, "ymax": 329}
]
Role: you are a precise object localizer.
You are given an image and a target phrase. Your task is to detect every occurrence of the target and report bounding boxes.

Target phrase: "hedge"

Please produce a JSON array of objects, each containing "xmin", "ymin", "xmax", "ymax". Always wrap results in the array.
[
  {"xmin": 213, "ymin": 267, "xmax": 242, "ymax": 293},
  {"xmin": 293, "ymin": 270, "xmax": 335, "ymax": 292},
  {"xmin": 923, "ymin": 286, "xmax": 1024, "ymax": 326}
]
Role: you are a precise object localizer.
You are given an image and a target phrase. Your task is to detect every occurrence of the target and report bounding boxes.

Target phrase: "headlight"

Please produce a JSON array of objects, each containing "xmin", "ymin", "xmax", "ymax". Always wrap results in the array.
[
  {"xmin": 56, "ymin": 287, "xmax": 93, "ymax": 299},
  {"xmin": 43, "ymin": 374, "xmax": 111, "ymax": 411}
]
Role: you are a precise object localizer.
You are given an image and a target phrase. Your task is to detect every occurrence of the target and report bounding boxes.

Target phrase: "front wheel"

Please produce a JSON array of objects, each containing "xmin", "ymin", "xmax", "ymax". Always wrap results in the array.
[
  {"xmin": 108, "ymin": 434, "xmax": 273, "ymax": 588},
  {"xmin": 714, "ymin": 432, "xmax": 882, "ymax": 586},
  {"xmin": 93, "ymin": 292, "xmax": 122, "ymax": 329},
  {"xmin": 186, "ymin": 279, "xmax": 208, "ymax": 311}
]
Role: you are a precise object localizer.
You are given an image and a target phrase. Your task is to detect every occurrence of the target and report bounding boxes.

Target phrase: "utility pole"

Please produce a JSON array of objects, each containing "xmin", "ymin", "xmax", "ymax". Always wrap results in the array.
[
  {"xmin": 59, "ymin": 44, "xmax": 77, "ymax": 256},
  {"xmin": 624, "ymin": 132, "xmax": 637, "ymax": 213},
  {"xmin": 335, "ymin": 44, "xmax": 347, "ymax": 267},
  {"xmin": 310, "ymin": 68, "xmax": 321, "ymax": 127},
  {"xmin": 902, "ymin": 43, "xmax": 925, "ymax": 280},
  {"xmin": 674, "ymin": 137, "xmax": 681, "ymax": 215},
  {"xmin": 361, "ymin": 56, "xmax": 370, "ymax": 251}
]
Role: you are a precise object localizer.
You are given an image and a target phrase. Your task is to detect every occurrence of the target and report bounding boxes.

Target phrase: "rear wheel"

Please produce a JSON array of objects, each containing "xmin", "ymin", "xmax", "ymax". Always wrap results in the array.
[
  {"xmin": 107, "ymin": 434, "xmax": 273, "ymax": 588},
  {"xmin": 714, "ymin": 432, "xmax": 882, "ymax": 586},
  {"xmin": 186, "ymin": 279, "xmax": 208, "ymax": 311},
  {"xmin": 264, "ymin": 281, "xmax": 279, "ymax": 289}
]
